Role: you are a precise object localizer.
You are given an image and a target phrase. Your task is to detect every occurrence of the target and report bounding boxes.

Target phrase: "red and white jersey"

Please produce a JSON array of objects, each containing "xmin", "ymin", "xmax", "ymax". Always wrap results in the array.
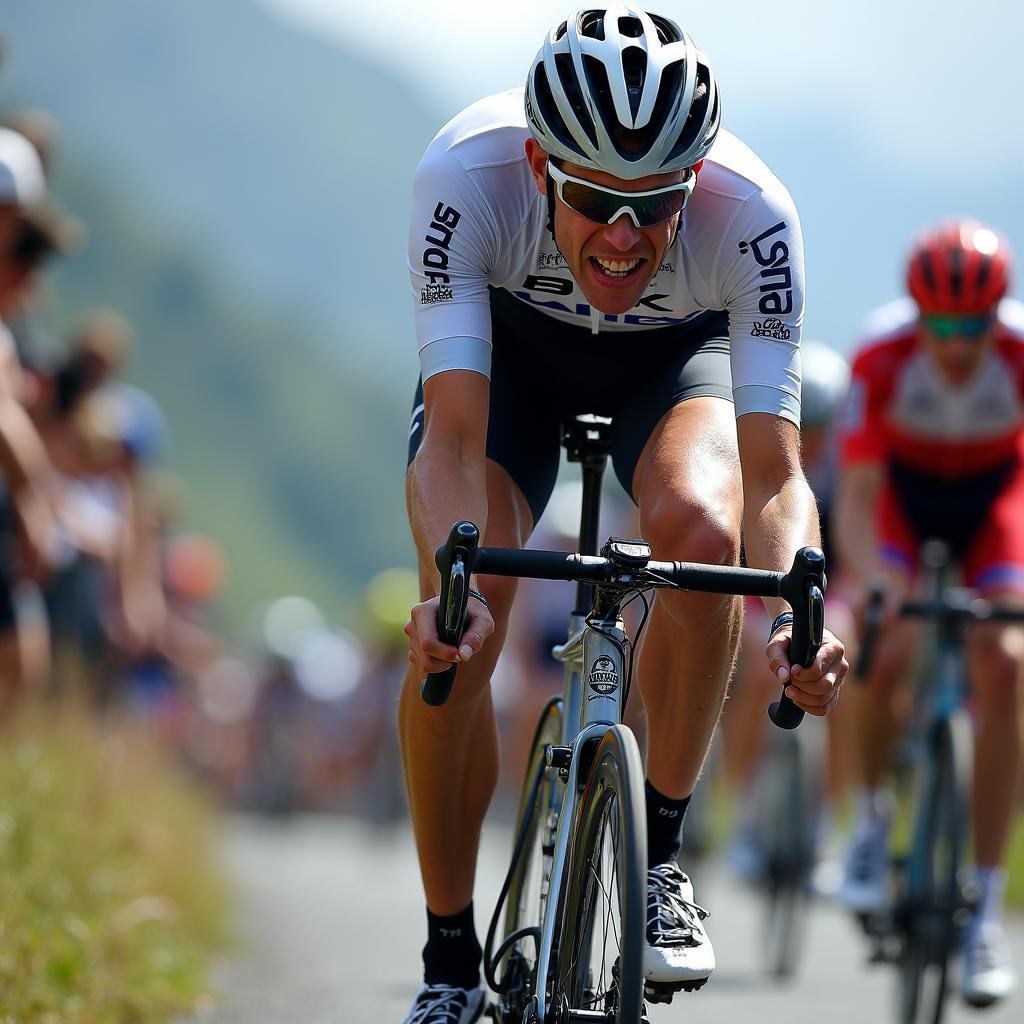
[{"xmin": 841, "ymin": 298, "xmax": 1024, "ymax": 477}]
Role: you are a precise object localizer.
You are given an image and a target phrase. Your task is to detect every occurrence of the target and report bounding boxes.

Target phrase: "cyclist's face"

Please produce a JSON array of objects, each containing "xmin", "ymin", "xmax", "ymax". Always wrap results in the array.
[
  {"xmin": 525, "ymin": 141, "xmax": 685, "ymax": 315},
  {"xmin": 918, "ymin": 318, "xmax": 997, "ymax": 386}
]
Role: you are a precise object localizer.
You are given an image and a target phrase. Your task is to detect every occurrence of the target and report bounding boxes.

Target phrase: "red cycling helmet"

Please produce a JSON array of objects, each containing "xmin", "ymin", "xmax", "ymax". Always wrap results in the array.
[{"xmin": 906, "ymin": 219, "xmax": 1012, "ymax": 315}]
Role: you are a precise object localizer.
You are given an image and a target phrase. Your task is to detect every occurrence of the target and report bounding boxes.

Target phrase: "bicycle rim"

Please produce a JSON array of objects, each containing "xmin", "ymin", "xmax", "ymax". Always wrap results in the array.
[
  {"xmin": 898, "ymin": 712, "xmax": 970, "ymax": 1024},
  {"xmin": 757, "ymin": 727, "xmax": 821, "ymax": 979},
  {"xmin": 554, "ymin": 725, "xmax": 646, "ymax": 1024},
  {"xmin": 497, "ymin": 697, "xmax": 563, "ymax": 1021}
]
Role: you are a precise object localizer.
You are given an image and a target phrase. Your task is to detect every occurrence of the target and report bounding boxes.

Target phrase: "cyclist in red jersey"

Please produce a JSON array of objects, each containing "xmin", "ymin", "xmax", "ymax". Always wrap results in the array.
[{"xmin": 836, "ymin": 219, "xmax": 1023, "ymax": 1007}]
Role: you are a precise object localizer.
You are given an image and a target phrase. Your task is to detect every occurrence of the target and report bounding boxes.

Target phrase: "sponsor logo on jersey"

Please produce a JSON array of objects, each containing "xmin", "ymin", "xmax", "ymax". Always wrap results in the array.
[
  {"xmin": 738, "ymin": 220, "xmax": 794, "ymax": 317},
  {"xmin": 421, "ymin": 202, "xmax": 463, "ymax": 290},
  {"xmin": 420, "ymin": 283, "xmax": 454, "ymax": 304},
  {"xmin": 588, "ymin": 655, "xmax": 619, "ymax": 698},
  {"xmin": 538, "ymin": 252, "xmax": 569, "ymax": 270},
  {"xmin": 750, "ymin": 317, "xmax": 791, "ymax": 340},
  {"xmin": 513, "ymin": 288, "xmax": 689, "ymax": 326}
]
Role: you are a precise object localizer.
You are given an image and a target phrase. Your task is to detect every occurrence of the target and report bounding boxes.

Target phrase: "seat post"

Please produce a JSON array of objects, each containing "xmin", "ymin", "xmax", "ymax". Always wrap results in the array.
[{"xmin": 562, "ymin": 415, "xmax": 613, "ymax": 614}]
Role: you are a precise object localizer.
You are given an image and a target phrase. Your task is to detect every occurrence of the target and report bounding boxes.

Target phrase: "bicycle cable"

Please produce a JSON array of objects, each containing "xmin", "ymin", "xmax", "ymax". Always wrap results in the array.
[{"xmin": 483, "ymin": 716, "xmax": 548, "ymax": 994}]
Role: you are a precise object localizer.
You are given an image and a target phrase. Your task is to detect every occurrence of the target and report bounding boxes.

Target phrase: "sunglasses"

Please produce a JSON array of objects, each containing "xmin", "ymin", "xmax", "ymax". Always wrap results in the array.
[
  {"xmin": 922, "ymin": 313, "xmax": 994, "ymax": 341},
  {"xmin": 547, "ymin": 161, "xmax": 695, "ymax": 228}
]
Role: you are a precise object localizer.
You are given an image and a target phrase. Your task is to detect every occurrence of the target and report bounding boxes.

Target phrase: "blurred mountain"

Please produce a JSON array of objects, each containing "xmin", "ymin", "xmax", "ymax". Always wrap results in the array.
[
  {"xmin": 0, "ymin": 0, "xmax": 436, "ymax": 628},
  {"xmin": 1, "ymin": 0, "xmax": 444, "ymax": 384}
]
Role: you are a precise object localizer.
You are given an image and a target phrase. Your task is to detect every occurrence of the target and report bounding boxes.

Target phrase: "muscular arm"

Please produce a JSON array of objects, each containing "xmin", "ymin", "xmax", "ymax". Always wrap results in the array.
[
  {"xmin": 407, "ymin": 370, "xmax": 490, "ymax": 592},
  {"xmin": 834, "ymin": 460, "xmax": 885, "ymax": 589},
  {"xmin": 737, "ymin": 412, "xmax": 820, "ymax": 620}
]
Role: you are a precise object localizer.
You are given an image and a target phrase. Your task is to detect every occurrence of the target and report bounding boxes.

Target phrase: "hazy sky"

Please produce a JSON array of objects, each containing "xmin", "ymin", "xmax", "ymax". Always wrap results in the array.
[
  {"xmin": 259, "ymin": 1, "xmax": 1024, "ymax": 349},
  {"xmin": 264, "ymin": 0, "xmax": 1024, "ymax": 174}
]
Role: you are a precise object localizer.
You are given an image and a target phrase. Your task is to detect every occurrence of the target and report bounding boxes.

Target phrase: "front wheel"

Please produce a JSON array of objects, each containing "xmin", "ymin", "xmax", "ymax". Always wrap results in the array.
[
  {"xmin": 553, "ymin": 725, "xmax": 647, "ymax": 1024},
  {"xmin": 491, "ymin": 698, "xmax": 563, "ymax": 1022},
  {"xmin": 897, "ymin": 709, "xmax": 972, "ymax": 1024},
  {"xmin": 754, "ymin": 720, "xmax": 825, "ymax": 979}
]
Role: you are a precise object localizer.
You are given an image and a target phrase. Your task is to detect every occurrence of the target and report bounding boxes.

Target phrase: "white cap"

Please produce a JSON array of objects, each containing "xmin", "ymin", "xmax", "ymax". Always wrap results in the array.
[{"xmin": 0, "ymin": 127, "xmax": 45, "ymax": 206}]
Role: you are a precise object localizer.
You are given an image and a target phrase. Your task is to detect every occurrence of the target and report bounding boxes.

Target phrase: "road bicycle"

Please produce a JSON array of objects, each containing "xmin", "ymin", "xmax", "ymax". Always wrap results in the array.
[
  {"xmin": 854, "ymin": 540, "xmax": 1024, "ymax": 1024},
  {"xmin": 420, "ymin": 415, "xmax": 826, "ymax": 1024}
]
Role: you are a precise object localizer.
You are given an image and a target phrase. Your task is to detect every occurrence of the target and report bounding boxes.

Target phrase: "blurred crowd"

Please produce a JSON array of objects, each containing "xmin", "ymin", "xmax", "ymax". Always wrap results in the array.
[{"xmin": 0, "ymin": 50, "xmax": 425, "ymax": 822}]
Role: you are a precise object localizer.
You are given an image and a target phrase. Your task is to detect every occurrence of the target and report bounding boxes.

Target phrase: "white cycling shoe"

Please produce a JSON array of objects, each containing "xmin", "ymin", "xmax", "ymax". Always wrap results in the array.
[
  {"xmin": 643, "ymin": 861, "xmax": 715, "ymax": 998},
  {"xmin": 836, "ymin": 822, "xmax": 890, "ymax": 915},
  {"xmin": 401, "ymin": 983, "xmax": 485, "ymax": 1024},
  {"xmin": 962, "ymin": 922, "xmax": 1018, "ymax": 1009}
]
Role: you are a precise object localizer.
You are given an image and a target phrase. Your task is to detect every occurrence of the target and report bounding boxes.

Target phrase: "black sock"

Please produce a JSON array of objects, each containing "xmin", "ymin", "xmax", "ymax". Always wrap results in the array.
[
  {"xmin": 645, "ymin": 780, "xmax": 691, "ymax": 868},
  {"xmin": 422, "ymin": 902, "xmax": 482, "ymax": 989}
]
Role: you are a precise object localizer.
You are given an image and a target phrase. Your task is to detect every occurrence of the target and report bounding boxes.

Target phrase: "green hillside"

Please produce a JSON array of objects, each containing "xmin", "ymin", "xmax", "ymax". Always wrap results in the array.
[
  {"xmin": 35, "ymin": 160, "xmax": 414, "ymax": 632},
  {"xmin": 0, "ymin": 0, "xmax": 444, "ymax": 379}
]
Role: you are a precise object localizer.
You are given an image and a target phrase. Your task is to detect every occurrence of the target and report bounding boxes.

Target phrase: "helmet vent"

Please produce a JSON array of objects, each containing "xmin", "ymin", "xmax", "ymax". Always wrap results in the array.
[
  {"xmin": 622, "ymin": 46, "xmax": 648, "ymax": 121},
  {"xmin": 555, "ymin": 53, "xmax": 599, "ymax": 148},
  {"xmin": 585, "ymin": 53, "xmax": 654, "ymax": 161},
  {"xmin": 533, "ymin": 63, "xmax": 586, "ymax": 158},
  {"xmin": 666, "ymin": 60, "xmax": 711, "ymax": 165},
  {"xmin": 578, "ymin": 10, "xmax": 606, "ymax": 41},
  {"xmin": 649, "ymin": 14, "xmax": 683, "ymax": 44},
  {"xmin": 553, "ymin": 20, "xmax": 568, "ymax": 41},
  {"xmin": 619, "ymin": 16, "xmax": 644, "ymax": 38}
]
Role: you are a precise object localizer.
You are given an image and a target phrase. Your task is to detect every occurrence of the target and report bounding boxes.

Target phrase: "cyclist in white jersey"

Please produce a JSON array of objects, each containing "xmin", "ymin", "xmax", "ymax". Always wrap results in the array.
[{"xmin": 401, "ymin": 9, "xmax": 849, "ymax": 1023}]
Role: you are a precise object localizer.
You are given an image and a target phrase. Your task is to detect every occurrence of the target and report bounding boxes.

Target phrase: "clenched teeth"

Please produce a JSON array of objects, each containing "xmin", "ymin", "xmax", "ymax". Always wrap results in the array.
[{"xmin": 593, "ymin": 256, "xmax": 641, "ymax": 277}]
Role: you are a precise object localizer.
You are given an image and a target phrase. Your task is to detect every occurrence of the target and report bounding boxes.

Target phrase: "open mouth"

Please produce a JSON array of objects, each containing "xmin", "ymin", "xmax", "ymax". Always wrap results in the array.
[{"xmin": 589, "ymin": 256, "xmax": 645, "ymax": 281}]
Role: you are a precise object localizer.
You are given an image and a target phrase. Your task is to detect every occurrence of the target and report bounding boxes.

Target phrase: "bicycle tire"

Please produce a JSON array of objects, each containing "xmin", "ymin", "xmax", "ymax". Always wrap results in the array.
[
  {"xmin": 494, "ymin": 697, "xmax": 563, "ymax": 1021},
  {"xmin": 553, "ymin": 724, "xmax": 647, "ymax": 1024},
  {"xmin": 756, "ymin": 721, "xmax": 824, "ymax": 979},
  {"xmin": 897, "ymin": 709, "xmax": 971, "ymax": 1024}
]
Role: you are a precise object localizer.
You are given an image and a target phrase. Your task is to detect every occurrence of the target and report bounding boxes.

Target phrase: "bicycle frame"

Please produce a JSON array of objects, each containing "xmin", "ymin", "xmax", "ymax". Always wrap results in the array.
[{"xmin": 429, "ymin": 415, "xmax": 827, "ymax": 1023}]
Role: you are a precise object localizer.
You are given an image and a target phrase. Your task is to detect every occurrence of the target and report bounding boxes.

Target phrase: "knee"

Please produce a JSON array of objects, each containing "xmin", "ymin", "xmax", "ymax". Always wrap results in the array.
[
  {"xmin": 640, "ymin": 491, "xmax": 739, "ymax": 568},
  {"xmin": 970, "ymin": 629, "xmax": 1022, "ymax": 719}
]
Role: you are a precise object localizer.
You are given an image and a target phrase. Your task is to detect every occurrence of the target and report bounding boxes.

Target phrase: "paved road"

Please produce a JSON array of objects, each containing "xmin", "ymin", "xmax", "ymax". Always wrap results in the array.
[{"xmin": 191, "ymin": 814, "xmax": 1023, "ymax": 1024}]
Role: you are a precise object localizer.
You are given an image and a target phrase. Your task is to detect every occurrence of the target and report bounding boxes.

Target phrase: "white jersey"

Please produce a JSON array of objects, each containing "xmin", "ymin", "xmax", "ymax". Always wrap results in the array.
[{"xmin": 408, "ymin": 88, "xmax": 806, "ymax": 423}]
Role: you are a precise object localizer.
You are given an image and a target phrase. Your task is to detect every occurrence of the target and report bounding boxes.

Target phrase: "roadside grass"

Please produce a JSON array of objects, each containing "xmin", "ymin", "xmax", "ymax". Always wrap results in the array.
[{"xmin": 0, "ymin": 704, "xmax": 230, "ymax": 1023}]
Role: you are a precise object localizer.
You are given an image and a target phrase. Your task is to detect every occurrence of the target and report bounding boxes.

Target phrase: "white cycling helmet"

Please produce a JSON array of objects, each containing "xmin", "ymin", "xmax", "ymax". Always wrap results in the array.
[
  {"xmin": 799, "ymin": 341, "xmax": 850, "ymax": 429},
  {"xmin": 525, "ymin": 6, "xmax": 721, "ymax": 180}
]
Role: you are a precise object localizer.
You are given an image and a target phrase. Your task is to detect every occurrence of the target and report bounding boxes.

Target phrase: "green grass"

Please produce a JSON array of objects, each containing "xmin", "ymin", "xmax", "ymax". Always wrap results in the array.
[{"xmin": 0, "ymin": 707, "xmax": 230, "ymax": 1022}]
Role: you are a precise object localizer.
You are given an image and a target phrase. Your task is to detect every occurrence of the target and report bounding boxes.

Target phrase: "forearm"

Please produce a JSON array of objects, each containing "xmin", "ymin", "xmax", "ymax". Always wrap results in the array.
[
  {"xmin": 834, "ymin": 465, "xmax": 884, "ymax": 588},
  {"xmin": 408, "ymin": 442, "xmax": 488, "ymax": 591},
  {"xmin": 0, "ymin": 398, "xmax": 51, "ymax": 495},
  {"xmin": 743, "ymin": 472, "xmax": 820, "ymax": 620}
]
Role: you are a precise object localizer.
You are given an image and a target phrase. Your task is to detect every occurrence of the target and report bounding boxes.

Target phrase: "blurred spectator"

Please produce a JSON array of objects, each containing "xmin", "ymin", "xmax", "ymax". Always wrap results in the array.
[
  {"xmin": 0, "ymin": 126, "xmax": 76, "ymax": 718},
  {"xmin": 3, "ymin": 108, "xmax": 59, "ymax": 178}
]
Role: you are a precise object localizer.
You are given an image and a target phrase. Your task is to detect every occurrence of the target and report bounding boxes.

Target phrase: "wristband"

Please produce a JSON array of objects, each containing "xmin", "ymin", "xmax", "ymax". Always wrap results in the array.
[
  {"xmin": 467, "ymin": 587, "xmax": 489, "ymax": 609},
  {"xmin": 769, "ymin": 611, "xmax": 794, "ymax": 638}
]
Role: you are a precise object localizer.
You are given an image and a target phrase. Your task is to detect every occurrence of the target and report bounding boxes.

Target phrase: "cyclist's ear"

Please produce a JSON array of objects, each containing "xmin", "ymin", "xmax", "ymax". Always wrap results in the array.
[{"xmin": 524, "ymin": 138, "xmax": 549, "ymax": 194}]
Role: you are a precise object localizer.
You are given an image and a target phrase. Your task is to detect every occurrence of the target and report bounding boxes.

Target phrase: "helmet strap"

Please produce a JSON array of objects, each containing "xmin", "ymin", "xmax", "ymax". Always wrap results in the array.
[{"xmin": 545, "ymin": 157, "xmax": 558, "ymax": 240}]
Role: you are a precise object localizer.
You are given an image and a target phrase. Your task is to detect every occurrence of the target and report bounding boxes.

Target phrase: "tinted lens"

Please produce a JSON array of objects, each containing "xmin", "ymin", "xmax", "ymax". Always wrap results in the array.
[
  {"xmin": 558, "ymin": 179, "xmax": 686, "ymax": 226},
  {"xmin": 924, "ymin": 313, "xmax": 993, "ymax": 340}
]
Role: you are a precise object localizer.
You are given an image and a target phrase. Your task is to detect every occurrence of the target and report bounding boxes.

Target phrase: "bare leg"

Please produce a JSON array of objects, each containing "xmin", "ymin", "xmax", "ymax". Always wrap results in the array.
[
  {"xmin": 399, "ymin": 459, "xmax": 532, "ymax": 914},
  {"xmin": 967, "ymin": 606, "xmax": 1024, "ymax": 869},
  {"xmin": 631, "ymin": 398, "xmax": 743, "ymax": 799}
]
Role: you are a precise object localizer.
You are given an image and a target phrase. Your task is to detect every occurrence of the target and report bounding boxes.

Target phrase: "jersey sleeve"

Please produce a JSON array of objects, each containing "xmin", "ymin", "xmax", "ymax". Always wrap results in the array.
[
  {"xmin": 715, "ymin": 188, "xmax": 805, "ymax": 424},
  {"xmin": 839, "ymin": 348, "xmax": 888, "ymax": 465},
  {"xmin": 408, "ymin": 146, "xmax": 500, "ymax": 381}
]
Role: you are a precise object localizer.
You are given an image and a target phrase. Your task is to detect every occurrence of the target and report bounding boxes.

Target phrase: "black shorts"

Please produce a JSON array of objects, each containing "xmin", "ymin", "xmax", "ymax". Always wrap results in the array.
[{"xmin": 408, "ymin": 287, "xmax": 733, "ymax": 524}]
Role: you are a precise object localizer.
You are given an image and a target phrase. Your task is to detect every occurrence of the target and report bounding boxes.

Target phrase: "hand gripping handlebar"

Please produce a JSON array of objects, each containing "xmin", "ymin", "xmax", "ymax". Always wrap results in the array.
[
  {"xmin": 768, "ymin": 546, "xmax": 826, "ymax": 730},
  {"xmin": 420, "ymin": 521, "xmax": 481, "ymax": 707},
  {"xmin": 422, "ymin": 521, "xmax": 826, "ymax": 730}
]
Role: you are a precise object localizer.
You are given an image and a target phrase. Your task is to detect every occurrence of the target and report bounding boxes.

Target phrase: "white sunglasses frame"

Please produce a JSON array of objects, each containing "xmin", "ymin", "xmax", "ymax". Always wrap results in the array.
[{"xmin": 546, "ymin": 161, "xmax": 696, "ymax": 227}]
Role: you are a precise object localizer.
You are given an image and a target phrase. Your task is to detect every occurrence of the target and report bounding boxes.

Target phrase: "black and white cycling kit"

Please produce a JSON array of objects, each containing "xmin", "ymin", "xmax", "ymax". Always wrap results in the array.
[{"xmin": 407, "ymin": 88, "xmax": 806, "ymax": 520}]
